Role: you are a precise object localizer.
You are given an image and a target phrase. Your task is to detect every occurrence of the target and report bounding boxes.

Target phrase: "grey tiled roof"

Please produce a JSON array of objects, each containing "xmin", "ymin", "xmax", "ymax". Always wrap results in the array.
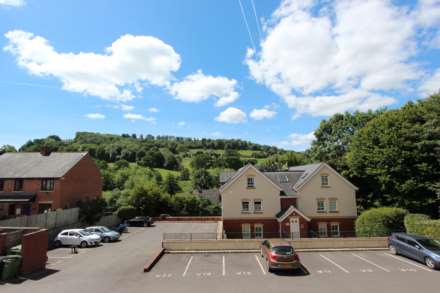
[
  {"xmin": 0, "ymin": 152, "xmax": 88, "ymax": 178},
  {"xmin": 219, "ymin": 163, "xmax": 324, "ymax": 196}
]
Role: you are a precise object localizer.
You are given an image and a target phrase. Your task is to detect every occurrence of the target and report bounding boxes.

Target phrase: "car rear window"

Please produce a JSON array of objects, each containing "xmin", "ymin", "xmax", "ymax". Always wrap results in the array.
[{"xmin": 272, "ymin": 246, "xmax": 294, "ymax": 255}]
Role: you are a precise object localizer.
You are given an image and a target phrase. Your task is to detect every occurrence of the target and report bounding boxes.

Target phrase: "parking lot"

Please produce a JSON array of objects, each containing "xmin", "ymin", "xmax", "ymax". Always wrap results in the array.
[{"xmin": 2, "ymin": 222, "xmax": 440, "ymax": 293}]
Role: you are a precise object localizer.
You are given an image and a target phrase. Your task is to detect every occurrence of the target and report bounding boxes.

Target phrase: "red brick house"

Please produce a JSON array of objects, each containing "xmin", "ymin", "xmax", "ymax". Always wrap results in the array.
[
  {"xmin": 0, "ymin": 151, "xmax": 102, "ymax": 218},
  {"xmin": 220, "ymin": 163, "xmax": 358, "ymax": 239}
]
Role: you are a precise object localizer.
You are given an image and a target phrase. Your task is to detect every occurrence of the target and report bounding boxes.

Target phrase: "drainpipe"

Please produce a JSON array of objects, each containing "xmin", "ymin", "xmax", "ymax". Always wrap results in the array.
[{"xmin": 279, "ymin": 222, "xmax": 282, "ymax": 238}]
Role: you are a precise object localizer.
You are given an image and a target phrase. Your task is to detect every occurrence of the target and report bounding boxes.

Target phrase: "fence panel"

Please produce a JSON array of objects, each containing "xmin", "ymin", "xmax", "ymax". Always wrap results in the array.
[{"xmin": 95, "ymin": 215, "xmax": 120, "ymax": 227}]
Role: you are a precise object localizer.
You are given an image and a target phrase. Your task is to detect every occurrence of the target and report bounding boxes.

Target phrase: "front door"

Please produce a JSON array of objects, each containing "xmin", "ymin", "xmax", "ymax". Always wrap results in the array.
[{"xmin": 290, "ymin": 217, "xmax": 300, "ymax": 239}]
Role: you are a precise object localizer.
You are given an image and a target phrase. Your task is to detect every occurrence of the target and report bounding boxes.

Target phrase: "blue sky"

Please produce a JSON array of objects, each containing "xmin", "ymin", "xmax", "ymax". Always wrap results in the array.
[{"xmin": 0, "ymin": 0, "xmax": 439, "ymax": 151}]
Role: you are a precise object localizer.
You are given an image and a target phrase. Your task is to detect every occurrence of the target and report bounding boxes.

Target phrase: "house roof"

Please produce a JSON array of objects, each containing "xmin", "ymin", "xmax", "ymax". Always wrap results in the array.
[
  {"xmin": 276, "ymin": 205, "xmax": 311, "ymax": 222},
  {"xmin": 0, "ymin": 152, "xmax": 88, "ymax": 179},
  {"xmin": 219, "ymin": 163, "xmax": 324, "ymax": 196}
]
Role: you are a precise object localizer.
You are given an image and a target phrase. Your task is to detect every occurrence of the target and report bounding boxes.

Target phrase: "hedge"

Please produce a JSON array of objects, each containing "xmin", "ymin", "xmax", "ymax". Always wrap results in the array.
[
  {"xmin": 404, "ymin": 214, "xmax": 431, "ymax": 233},
  {"xmin": 355, "ymin": 207, "xmax": 408, "ymax": 237},
  {"xmin": 115, "ymin": 205, "xmax": 137, "ymax": 221},
  {"xmin": 404, "ymin": 213, "xmax": 440, "ymax": 241}
]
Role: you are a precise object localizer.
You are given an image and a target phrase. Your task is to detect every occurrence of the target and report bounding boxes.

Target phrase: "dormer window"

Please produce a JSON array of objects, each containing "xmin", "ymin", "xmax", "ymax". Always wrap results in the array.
[
  {"xmin": 321, "ymin": 175, "xmax": 329, "ymax": 187},
  {"xmin": 247, "ymin": 177, "xmax": 255, "ymax": 188}
]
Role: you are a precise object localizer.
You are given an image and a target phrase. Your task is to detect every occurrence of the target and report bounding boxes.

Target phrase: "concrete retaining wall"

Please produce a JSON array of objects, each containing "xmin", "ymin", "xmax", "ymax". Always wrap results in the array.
[{"xmin": 163, "ymin": 237, "xmax": 388, "ymax": 251}]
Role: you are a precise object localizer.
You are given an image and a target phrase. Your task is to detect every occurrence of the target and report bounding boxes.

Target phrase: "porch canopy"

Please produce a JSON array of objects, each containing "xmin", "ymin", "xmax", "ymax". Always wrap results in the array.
[{"xmin": 0, "ymin": 192, "xmax": 36, "ymax": 203}]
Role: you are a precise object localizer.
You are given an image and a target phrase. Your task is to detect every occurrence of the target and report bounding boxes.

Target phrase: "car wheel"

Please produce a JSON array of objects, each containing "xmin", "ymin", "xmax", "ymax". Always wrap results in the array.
[
  {"xmin": 103, "ymin": 237, "xmax": 110, "ymax": 243},
  {"xmin": 425, "ymin": 257, "xmax": 436, "ymax": 269},
  {"xmin": 80, "ymin": 241, "xmax": 88, "ymax": 248},
  {"xmin": 389, "ymin": 245, "xmax": 398, "ymax": 255},
  {"xmin": 53, "ymin": 240, "xmax": 62, "ymax": 248}
]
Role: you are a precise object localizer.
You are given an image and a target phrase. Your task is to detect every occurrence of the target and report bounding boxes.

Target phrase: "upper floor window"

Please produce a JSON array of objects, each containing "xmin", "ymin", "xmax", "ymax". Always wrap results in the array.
[
  {"xmin": 317, "ymin": 199, "xmax": 326, "ymax": 213},
  {"xmin": 329, "ymin": 198, "xmax": 338, "ymax": 212},
  {"xmin": 254, "ymin": 200, "xmax": 263, "ymax": 213},
  {"xmin": 0, "ymin": 179, "xmax": 4, "ymax": 191},
  {"xmin": 247, "ymin": 177, "xmax": 255, "ymax": 188},
  {"xmin": 41, "ymin": 179, "xmax": 55, "ymax": 191},
  {"xmin": 241, "ymin": 200, "xmax": 250, "ymax": 212},
  {"xmin": 14, "ymin": 179, "xmax": 23, "ymax": 191},
  {"xmin": 321, "ymin": 175, "xmax": 329, "ymax": 187}
]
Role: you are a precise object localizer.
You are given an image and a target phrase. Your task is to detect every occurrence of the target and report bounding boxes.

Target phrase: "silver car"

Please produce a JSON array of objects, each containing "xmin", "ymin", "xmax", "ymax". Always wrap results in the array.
[{"xmin": 85, "ymin": 226, "xmax": 120, "ymax": 243}]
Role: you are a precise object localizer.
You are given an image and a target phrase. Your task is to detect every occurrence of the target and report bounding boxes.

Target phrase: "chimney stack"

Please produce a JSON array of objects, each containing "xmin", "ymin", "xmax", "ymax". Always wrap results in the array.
[{"xmin": 40, "ymin": 146, "xmax": 52, "ymax": 156}]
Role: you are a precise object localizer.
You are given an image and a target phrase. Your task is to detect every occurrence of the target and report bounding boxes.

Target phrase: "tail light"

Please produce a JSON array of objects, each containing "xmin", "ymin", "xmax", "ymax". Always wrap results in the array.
[
  {"xmin": 292, "ymin": 253, "xmax": 299, "ymax": 261},
  {"xmin": 269, "ymin": 252, "xmax": 277, "ymax": 261}
]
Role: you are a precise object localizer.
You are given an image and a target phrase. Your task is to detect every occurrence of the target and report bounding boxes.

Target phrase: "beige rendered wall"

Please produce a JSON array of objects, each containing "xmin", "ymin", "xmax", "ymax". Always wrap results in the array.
[
  {"xmin": 221, "ymin": 167, "xmax": 280, "ymax": 219},
  {"xmin": 297, "ymin": 165, "xmax": 357, "ymax": 218}
]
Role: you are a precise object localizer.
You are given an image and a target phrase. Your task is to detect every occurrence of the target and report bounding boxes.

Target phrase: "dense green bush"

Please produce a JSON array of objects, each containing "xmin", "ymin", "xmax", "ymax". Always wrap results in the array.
[
  {"xmin": 404, "ymin": 214, "xmax": 431, "ymax": 233},
  {"xmin": 356, "ymin": 207, "xmax": 408, "ymax": 237},
  {"xmin": 115, "ymin": 205, "xmax": 137, "ymax": 221},
  {"xmin": 404, "ymin": 213, "xmax": 440, "ymax": 241},
  {"xmin": 78, "ymin": 197, "xmax": 107, "ymax": 225}
]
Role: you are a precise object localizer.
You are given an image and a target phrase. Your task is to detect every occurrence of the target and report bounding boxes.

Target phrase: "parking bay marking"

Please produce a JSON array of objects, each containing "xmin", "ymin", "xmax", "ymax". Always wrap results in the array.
[
  {"xmin": 319, "ymin": 254, "xmax": 350, "ymax": 273},
  {"xmin": 222, "ymin": 255, "xmax": 226, "ymax": 276},
  {"xmin": 352, "ymin": 253, "xmax": 390, "ymax": 272},
  {"xmin": 383, "ymin": 253, "xmax": 433, "ymax": 272},
  {"xmin": 254, "ymin": 255, "xmax": 267, "ymax": 275},
  {"xmin": 182, "ymin": 256, "xmax": 193, "ymax": 277}
]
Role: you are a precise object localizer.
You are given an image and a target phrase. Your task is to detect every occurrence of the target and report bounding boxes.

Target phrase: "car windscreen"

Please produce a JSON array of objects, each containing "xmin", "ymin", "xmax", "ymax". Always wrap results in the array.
[
  {"xmin": 79, "ymin": 231, "xmax": 91, "ymax": 236},
  {"xmin": 101, "ymin": 227, "xmax": 111, "ymax": 232},
  {"xmin": 272, "ymin": 246, "xmax": 294, "ymax": 255},
  {"xmin": 418, "ymin": 238, "xmax": 440, "ymax": 250}
]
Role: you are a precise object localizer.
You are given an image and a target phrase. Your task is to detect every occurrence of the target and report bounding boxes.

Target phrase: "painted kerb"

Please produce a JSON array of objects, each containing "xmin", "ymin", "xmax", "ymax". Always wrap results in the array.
[{"xmin": 162, "ymin": 237, "xmax": 388, "ymax": 251}]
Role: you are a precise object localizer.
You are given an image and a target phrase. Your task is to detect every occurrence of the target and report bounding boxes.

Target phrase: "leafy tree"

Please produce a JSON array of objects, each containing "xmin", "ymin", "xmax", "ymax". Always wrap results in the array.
[
  {"xmin": 180, "ymin": 167, "xmax": 190, "ymax": 180},
  {"xmin": 192, "ymin": 169, "xmax": 215, "ymax": 191},
  {"xmin": 347, "ymin": 95, "xmax": 440, "ymax": 216},
  {"xmin": 190, "ymin": 152, "xmax": 212, "ymax": 169},
  {"xmin": 78, "ymin": 198, "xmax": 107, "ymax": 225},
  {"xmin": 114, "ymin": 159, "xmax": 130, "ymax": 170},
  {"xmin": 115, "ymin": 205, "xmax": 137, "ymax": 221},
  {"xmin": 0, "ymin": 145, "xmax": 17, "ymax": 152},
  {"xmin": 307, "ymin": 111, "xmax": 380, "ymax": 172},
  {"xmin": 222, "ymin": 149, "xmax": 243, "ymax": 170},
  {"xmin": 129, "ymin": 183, "xmax": 162, "ymax": 216},
  {"xmin": 139, "ymin": 148, "xmax": 165, "ymax": 168},
  {"xmin": 162, "ymin": 148, "xmax": 180, "ymax": 170},
  {"xmin": 163, "ymin": 174, "xmax": 182, "ymax": 195}
]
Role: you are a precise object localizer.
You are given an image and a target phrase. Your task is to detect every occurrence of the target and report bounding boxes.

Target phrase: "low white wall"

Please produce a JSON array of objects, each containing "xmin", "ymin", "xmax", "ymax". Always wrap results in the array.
[{"xmin": 163, "ymin": 237, "xmax": 388, "ymax": 251}]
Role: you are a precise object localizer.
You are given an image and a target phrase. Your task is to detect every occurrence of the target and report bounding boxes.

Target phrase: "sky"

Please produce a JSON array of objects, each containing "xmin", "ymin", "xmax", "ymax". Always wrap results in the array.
[{"xmin": 0, "ymin": 0, "xmax": 439, "ymax": 151}]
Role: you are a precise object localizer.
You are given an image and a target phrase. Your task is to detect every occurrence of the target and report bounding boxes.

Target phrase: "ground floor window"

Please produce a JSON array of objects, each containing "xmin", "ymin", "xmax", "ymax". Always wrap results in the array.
[
  {"xmin": 241, "ymin": 224, "xmax": 251, "ymax": 239},
  {"xmin": 330, "ymin": 223, "xmax": 340, "ymax": 237},
  {"xmin": 254, "ymin": 224, "xmax": 263, "ymax": 239},
  {"xmin": 39, "ymin": 203, "xmax": 52, "ymax": 214},
  {"xmin": 318, "ymin": 222, "xmax": 328, "ymax": 237}
]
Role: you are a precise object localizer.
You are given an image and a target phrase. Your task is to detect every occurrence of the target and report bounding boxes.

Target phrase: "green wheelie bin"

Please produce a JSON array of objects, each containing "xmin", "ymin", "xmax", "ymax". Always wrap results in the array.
[{"xmin": 1, "ymin": 255, "xmax": 22, "ymax": 281}]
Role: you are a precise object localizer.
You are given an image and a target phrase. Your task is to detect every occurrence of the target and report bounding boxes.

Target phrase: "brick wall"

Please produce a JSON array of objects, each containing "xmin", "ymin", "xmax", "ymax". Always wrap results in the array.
[
  {"xmin": 0, "ymin": 232, "xmax": 6, "ymax": 255},
  {"xmin": 223, "ymin": 218, "xmax": 280, "ymax": 238},
  {"xmin": 59, "ymin": 153, "xmax": 102, "ymax": 209},
  {"xmin": 280, "ymin": 197, "xmax": 297, "ymax": 210},
  {"xmin": 21, "ymin": 229, "xmax": 48, "ymax": 274},
  {"xmin": 309, "ymin": 217, "xmax": 356, "ymax": 237}
]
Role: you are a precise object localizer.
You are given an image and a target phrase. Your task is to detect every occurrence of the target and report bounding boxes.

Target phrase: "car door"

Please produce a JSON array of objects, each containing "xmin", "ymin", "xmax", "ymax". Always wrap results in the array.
[
  {"xmin": 68, "ymin": 232, "xmax": 81, "ymax": 246},
  {"xmin": 59, "ymin": 231, "xmax": 70, "ymax": 245},
  {"xmin": 406, "ymin": 239, "xmax": 425, "ymax": 261},
  {"xmin": 400, "ymin": 238, "xmax": 421, "ymax": 260},
  {"xmin": 395, "ymin": 236, "xmax": 411, "ymax": 257}
]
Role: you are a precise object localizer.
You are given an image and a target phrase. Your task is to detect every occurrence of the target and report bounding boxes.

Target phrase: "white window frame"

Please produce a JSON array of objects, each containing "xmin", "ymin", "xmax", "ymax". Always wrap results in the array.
[
  {"xmin": 329, "ymin": 198, "xmax": 338, "ymax": 213},
  {"xmin": 330, "ymin": 222, "xmax": 340, "ymax": 237},
  {"xmin": 241, "ymin": 200, "xmax": 250, "ymax": 213},
  {"xmin": 321, "ymin": 174, "xmax": 329, "ymax": 187},
  {"xmin": 254, "ymin": 224, "xmax": 263, "ymax": 239},
  {"xmin": 242, "ymin": 224, "xmax": 251, "ymax": 239},
  {"xmin": 247, "ymin": 176, "xmax": 255, "ymax": 188},
  {"xmin": 317, "ymin": 199, "xmax": 326, "ymax": 213},
  {"xmin": 318, "ymin": 222, "xmax": 328, "ymax": 238},
  {"xmin": 253, "ymin": 199, "xmax": 263, "ymax": 213}
]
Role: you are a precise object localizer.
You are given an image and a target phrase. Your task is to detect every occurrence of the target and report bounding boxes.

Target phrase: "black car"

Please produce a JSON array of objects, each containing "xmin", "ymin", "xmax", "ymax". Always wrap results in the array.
[{"xmin": 127, "ymin": 216, "xmax": 154, "ymax": 227}]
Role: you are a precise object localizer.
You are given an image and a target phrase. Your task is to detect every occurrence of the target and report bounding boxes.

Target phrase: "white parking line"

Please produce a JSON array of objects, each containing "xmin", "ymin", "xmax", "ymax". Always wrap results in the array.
[
  {"xmin": 319, "ymin": 254, "xmax": 349, "ymax": 273},
  {"xmin": 255, "ymin": 255, "xmax": 266, "ymax": 275},
  {"xmin": 222, "ymin": 255, "xmax": 226, "ymax": 276},
  {"xmin": 383, "ymin": 253, "xmax": 433, "ymax": 272},
  {"xmin": 48, "ymin": 256, "xmax": 73, "ymax": 259},
  {"xmin": 182, "ymin": 256, "xmax": 193, "ymax": 277},
  {"xmin": 352, "ymin": 253, "xmax": 390, "ymax": 272}
]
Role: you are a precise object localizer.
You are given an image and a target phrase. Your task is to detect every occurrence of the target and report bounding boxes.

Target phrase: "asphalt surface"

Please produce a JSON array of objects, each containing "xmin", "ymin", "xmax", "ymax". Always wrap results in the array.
[
  {"xmin": 2, "ymin": 221, "xmax": 440, "ymax": 293},
  {"xmin": 1, "ymin": 222, "xmax": 218, "ymax": 293}
]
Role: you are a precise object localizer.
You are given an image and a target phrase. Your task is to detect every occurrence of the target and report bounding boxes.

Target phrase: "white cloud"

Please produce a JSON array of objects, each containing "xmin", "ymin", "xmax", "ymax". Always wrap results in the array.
[
  {"xmin": 123, "ymin": 113, "xmax": 156, "ymax": 124},
  {"xmin": 177, "ymin": 121, "xmax": 186, "ymax": 127},
  {"xmin": 85, "ymin": 113, "xmax": 105, "ymax": 120},
  {"xmin": 111, "ymin": 104, "xmax": 134, "ymax": 111},
  {"xmin": 215, "ymin": 107, "xmax": 247, "ymax": 124},
  {"xmin": 148, "ymin": 107, "xmax": 159, "ymax": 113},
  {"xmin": 286, "ymin": 132, "xmax": 316, "ymax": 151},
  {"xmin": 0, "ymin": 0, "xmax": 25, "ymax": 7},
  {"xmin": 170, "ymin": 70, "xmax": 239, "ymax": 106},
  {"xmin": 250, "ymin": 108, "xmax": 277, "ymax": 120},
  {"xmin": 246, "ymin": 0, "xmax": 428, "ymax": 117},
  {"xmin": 4, "ymin": 30, "xmax": 181, "ymax": 101},
  {"xmin": 420, "ymin": 69, "xmax": 440, "ymax": 96},
  {"xmin": 413, "ymin": 0, "xmax": 440, "ymax": 28}
]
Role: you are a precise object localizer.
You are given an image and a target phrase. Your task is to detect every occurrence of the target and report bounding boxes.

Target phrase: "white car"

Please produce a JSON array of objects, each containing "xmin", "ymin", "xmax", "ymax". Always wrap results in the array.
[{"xmin": 54, "ymin": 229, "xmax": 101, "ymax": 248}]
